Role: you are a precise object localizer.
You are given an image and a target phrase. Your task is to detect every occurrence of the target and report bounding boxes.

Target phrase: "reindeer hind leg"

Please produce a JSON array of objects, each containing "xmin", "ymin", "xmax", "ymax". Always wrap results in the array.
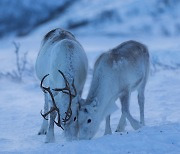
[
  {"xmin": 137, "ymin": 79, "xmax": 146, "ymax": 126},
  {"xmin": 104, "ymin": 115, "xmax": 112, "ymax": 135},
  {"xmin": 116, "ymin": 97, "xmax": 127, "ymax": 132},
  {"xmin": 119, "ymin": 90, "xmax": 141, "ymax": 130}
]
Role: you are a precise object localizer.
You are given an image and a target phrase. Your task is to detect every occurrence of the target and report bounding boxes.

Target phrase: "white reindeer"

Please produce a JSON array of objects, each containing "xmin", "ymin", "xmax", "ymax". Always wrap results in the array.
[
  {"xmin": 35, "ymin": 28, "xmax": 88, "ymax": 142},
  {"xmin": 78, "ymin": 40, "xmax": 149, "ymax": 140}
]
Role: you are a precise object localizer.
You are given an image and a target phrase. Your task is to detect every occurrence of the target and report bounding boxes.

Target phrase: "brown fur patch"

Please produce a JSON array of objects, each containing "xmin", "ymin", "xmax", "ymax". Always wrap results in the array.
[{"xmin": 44, "ymin": 29, "xmax": 57, "ymax": 41}]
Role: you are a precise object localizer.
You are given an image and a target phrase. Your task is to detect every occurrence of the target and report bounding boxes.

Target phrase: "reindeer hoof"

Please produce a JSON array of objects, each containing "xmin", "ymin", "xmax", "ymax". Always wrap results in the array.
[
  {"xmin": 45, "ymin": 131, "xmax": 55, "ymax": 143},
  {"xmin": 133, "ymin": 122, "xmax": 142, "ymax": 130},
  {"xmin": 38, "ymin": 130, "xmax": 47, "ymax": 135},
  {"xmin": 115, "ymin": 129, "xmax": 124, "ymax": 132},
  {"xmin": 104, "ymin": 131, "xmax": 112, "ymax": 136},
  {"xmin": 115, "ymin": 124, "xmax": 126, "ymax": 132},
  {"xmin": 140, "ymin": 121, "xmax": 145, "ymax": 126}
]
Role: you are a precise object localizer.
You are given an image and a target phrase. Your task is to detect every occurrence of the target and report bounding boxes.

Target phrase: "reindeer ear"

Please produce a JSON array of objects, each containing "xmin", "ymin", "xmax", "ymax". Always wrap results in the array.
[{"xmin": 77, "ymin": 98, "xmax": 85, "ymax": 111}]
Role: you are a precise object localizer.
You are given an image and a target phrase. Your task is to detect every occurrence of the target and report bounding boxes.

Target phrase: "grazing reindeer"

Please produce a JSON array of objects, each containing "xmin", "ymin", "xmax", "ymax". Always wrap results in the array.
[
  {"xmin": 78, "ymin": 40, "xmax": 149, "ymax": 140},
  {"xmin": 35, "ymin": 28, "xmax": 88, "ymax": 142}
]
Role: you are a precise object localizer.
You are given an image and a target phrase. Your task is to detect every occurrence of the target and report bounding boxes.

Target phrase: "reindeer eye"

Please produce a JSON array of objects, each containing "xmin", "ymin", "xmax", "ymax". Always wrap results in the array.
[
  {"xmin": 87, "ymin": 119, "xmax": 91, "ymax": 123},
  {"xmin": 74, "ymin": 117, "xmax": 77, "ymax": 121}
]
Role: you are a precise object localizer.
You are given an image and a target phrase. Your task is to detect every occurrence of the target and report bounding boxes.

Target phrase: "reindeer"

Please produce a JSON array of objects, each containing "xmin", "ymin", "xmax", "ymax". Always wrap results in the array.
[
  {"xmin": 35, "ymin": 28, "xmax": 88, "ymax": 142},
  {"xmin": 78, "ymin": 40, "xmax": 149, "ymax": 140}
]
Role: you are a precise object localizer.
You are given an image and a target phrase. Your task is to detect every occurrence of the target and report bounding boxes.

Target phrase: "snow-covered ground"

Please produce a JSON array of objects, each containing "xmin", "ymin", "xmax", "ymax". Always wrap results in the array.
[
  {"xmin": 1, "ymin": 0, "xmax": 180, "ymax": 151},
  {"xmin": 0, "ymin": 29, "xmax": 180, "ymax": 153}
]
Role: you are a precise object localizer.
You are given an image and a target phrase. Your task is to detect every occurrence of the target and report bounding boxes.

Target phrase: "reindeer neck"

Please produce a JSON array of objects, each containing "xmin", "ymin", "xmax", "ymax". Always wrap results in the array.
[
  {"xmin": 87, "ymin": 86, "xmax": 115, "ymax": 123},
  {"xmin": 86, "ymin": 73, "xmax": 120, "ymax": 124}
]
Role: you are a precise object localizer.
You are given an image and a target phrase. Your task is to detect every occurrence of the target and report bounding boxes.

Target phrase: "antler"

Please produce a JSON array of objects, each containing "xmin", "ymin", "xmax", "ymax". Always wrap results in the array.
[
  {"xmin": 40, "ymin": 74, "xmax": 64, "ymax": 130},
  {"xmin": 53, "ymin": 70, "xmax": 77, "ymax": 124},
  {"xmin": 40, "ymin": 70, "xmax": 77, "ymax": 129}
]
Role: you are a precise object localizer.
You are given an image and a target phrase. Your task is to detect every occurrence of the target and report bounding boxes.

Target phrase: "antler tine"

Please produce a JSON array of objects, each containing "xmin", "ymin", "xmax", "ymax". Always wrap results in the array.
[
  {"xmin": 52, "ymin": 88, "xmax": 69, "ymax": 95},
  {"xmin": 40, "ymin": 110, "xmax": 48, "ymax": 120},
  {"xmin": 52, "ymin": 70, "xmax": 70, "ymax": 95},
  {"xmin": 58, "ymin": 70, "xmax": 69, "ymax": 87},
  {"xmin": 40, "ymin": 107, "xmax": 56, "ymax": 120},
  {"xmin": 63, "ymin": 88, "xmax": 73, "ymax": 124},
  {"xmin": 54, "ymin": 108, "xmax": 64, "ymax": 130},
  {"xmin": 63, "ymin": 108, "xmax": 72, "ymax": 123},
  {"xmin": 40, "ymin": 74, "xmax": 50, "ymax": 92}
]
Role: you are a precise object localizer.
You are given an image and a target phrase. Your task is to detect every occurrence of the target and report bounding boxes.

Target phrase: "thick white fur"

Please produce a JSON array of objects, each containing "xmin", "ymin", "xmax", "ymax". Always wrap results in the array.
[
  {"xmin": 78, "ymin": 40, "xmax": 149, "ymax": 140},
  {"xmin": 35, "ymin": 29, "xmax": 88, "ymax": 142}
]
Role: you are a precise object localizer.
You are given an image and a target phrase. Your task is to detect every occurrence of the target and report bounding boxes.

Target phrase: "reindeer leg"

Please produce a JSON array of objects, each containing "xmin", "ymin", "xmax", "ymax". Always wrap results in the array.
[
  {"xmin": 45, "ymin": 107, "xmax": 57, "ymax": 143},
  {"xmin": 120, "ymin": 90, "xmax": 141, "ymax": 130},
  {"xmin": 138, "ymin": 82, "xmax": 146, "ymax": 126},
  {"xmin": 104, "ymin": 115, "xmax": 112, "ymax": 135},
  {"xmin": 38, "ymin": 93, "xmax": 49, "ymax": 135},
  {"xmin": 116, "ymin": 97, "xmax": 127, "ymax": 132}
]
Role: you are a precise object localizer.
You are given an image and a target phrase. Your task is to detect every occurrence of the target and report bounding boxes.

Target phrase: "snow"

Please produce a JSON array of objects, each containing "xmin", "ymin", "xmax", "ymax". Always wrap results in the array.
[
  {"xmin": 0, "ymin": 0, "xmax": 180, "ymax": 153},
  {"xmin": 0, "ymin": 32, "xmax": 180, "ymax": 153}
]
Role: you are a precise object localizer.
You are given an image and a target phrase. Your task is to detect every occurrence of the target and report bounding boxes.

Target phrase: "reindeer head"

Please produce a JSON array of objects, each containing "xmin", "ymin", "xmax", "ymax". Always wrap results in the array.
[{"xmin": 78, "ymin": 99, "xmax": 100, "ymax": 140}]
